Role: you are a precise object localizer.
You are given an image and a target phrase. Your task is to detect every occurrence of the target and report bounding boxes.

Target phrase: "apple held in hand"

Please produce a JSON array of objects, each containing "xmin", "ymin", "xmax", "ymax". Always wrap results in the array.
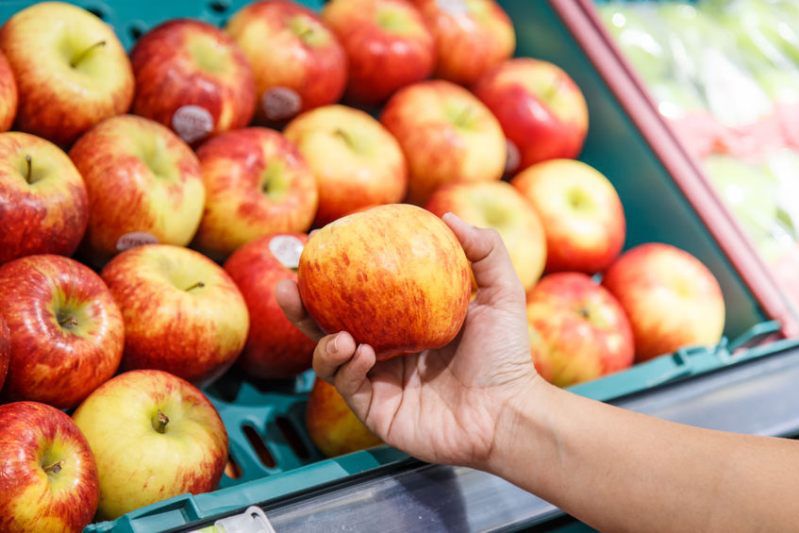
[
  {"xmin": 426, "ymin": 181, "xmax": 546, "ymax": 291},
  {"xmin": 381, "ymin": 80, "xmax": 506, "ymax": 204},
  {"xmin": 193, "ymin": 128, "xmax": 317, "ymax": 259},
  {"xmin": 73, "ymin": 370, "xmax": 228, "ymax": 520},
  {"xmin": 512, "ymin": 159, "xmax": 625, "ymax": 274},
  {"xmin": 474, "ymin": 58, "xmax": 588, "ymax": 173},
  {"xmin": 284, "ymin": 105, "xmax": 407, "ymax": 225},
  {"xmin": 0, "ymin": 2, "xmax": 133, "ymax": 146},
  {"xmin": 0, "ymin": 132, "xmax": 88, "ymax": 264},
  {"xmin": 0, "ymin": 50, "xmax": 17, "ymax": 132},
  {"xmin": 603, "ymin": 243, "xmax": 725, "ymax": 362},
  {"xmin": 226, "ymin": 0, "xmax": 347, "ymax": 123},
  {"xmin": 307, "ymin": 378, "xmax": 381, "ymax": 457},
  {"xmin": 299, "ymin": 204, "xmax": 471, "ymax": 359},
  {"xmin": 0, "ymin": 255, "xmax": 123, "ymax": 409},
  {"xmin": 131, "ymin": 19, "xmax": 256, "ymax": 145},
  {"xmin": 70, "ymin": 115, "xmax": 205, "ymax": 265}
]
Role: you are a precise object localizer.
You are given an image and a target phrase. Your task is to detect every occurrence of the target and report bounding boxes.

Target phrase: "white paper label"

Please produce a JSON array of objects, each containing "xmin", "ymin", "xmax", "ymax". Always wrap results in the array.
[
  {"xmin": 269, "ymin": 235, "xmax": 304, "ymax": 269},
  {"xmin": 437, "ymin": 0, "xmax": 469, "ymax": 16},
  {"xmin": 116, "ymin": 232, "xmax": 158, "ymax": 252},
  {"xmin": 261, "ymin": 87, "xmax": 302, "ymax": 122},
  {"xmin": 172, "ymin": 105, "xmax": 214, "ymax": 143}
]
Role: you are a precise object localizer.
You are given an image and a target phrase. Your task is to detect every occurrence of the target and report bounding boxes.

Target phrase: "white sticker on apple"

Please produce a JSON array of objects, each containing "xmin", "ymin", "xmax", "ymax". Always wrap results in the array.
[
  {"xmin": 437, "ymin": 0, "xmax": 469, "ymax": 16},
  {"xmin": 172, "ymin": 105, "xmax": 214, "ymax": 144},
  {"xmin": 261, "ymin": 87, "xmax": 302, "ymax": 122},
  {"xmin": 116, "ymin": 232, "xmax": 158, "ymax": 252},
  {"xmin": 269, "ymin": 235, "xmax": 304, "ymax": 269}
]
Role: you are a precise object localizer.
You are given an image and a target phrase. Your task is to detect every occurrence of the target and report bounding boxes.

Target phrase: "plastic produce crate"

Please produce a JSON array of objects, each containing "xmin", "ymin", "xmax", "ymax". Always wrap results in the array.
[{"xmin": 2, "ymin": 0, "xmax": 798, "ymax": 531}]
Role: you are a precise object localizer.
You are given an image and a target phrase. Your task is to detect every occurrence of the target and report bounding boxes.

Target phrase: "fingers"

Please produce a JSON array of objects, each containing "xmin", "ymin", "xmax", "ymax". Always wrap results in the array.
[
  {"xmin": 275, "ymin": 279, "xmax": 324, "ymax": 341},
  {"xmin": 313, "ymin": 331, "xmax": 357, "ymax": 381},
  {"xmin": 312, "ymin": 332, "xmax": 376, "ymax": 421}
]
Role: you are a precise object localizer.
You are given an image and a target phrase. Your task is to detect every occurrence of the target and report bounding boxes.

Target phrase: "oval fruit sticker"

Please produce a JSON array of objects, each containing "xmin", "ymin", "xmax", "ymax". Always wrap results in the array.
[
  {"xmin": 116, "ymin": 232, "xmax": 158, "ymax": 252},
  {"xmin": 269, "ymin": 235, "xmax": 304, "ymax": 269}
]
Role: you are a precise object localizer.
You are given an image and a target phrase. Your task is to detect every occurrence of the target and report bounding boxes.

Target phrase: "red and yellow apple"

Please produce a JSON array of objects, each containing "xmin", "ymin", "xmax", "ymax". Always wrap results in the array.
[
  {"xmin": 0, "ymin": 132, "xmax": 88, "ymax": 264},
  {"xmin": 0, "ymin": 255, "xmax": 123, "ymax": 409},
  {"xmin": 193, "ymin": 127, "xmax": 317, "ymax": 259},
  {"xmin": 224, "ymin": 233, "xmax": 316, "ymax": 379},
  {"xmin": 474, "ymin": 58, "xmax": 588, "ymax": 172},
  {"xmin": 0, "ymin": 2, "xmax": 133, "ymax": 146},
  {"xmin": 131, "ymin": 19, "xmax": 256, "ymax": 145},
  {"xmin": 284, "ymin": 105, "xmax": 407, "ymax": 225},
  {"xmin": 512, "ymin": 159, "xmax": 625, "ymax": 274},
  {"xmin": 299, "ymin": 204, "xmax": 471, "ymax": 359},
  {"xmin": 73, "ymin": 370, "xmax": 228, "ymax": 520},
  {"xmin": 603, "ymin": 243, "xmax": 726, "ymax": 361},
  {"xmin": 0, "ymin": 50, "xmax": 17, "ymax": 131},
  {"xmin": 322, "ymin": 0, "xmax": 434, "ymax": 105},
  {"xmin": 381, "ymin": 80, "xmax": 506, "ymax": 204},
  {"xmin": 426, "ymin": 181, "xmax": 546, "ymax": 291}
]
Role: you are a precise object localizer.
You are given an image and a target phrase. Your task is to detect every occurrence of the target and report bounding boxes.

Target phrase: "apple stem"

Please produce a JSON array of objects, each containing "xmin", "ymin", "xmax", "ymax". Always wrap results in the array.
[
  {"xmin": 152, "ymin": 410, "xmax": 170, "ymax": 434},
  {"xmin": 57, "ymin": 310, "xmax": 79, "ymax": 329},
  {"xmin": 43, "ymin": 460, "xmax": 63, "ymax": 475},
  {"xmin": 333, "ymin": 128, "xmax": 356, "ymax": 150},
  {"xmin": 24, "ymin": 154, "xmax": 32, "ymax": 184},
  {"xmin": 542, "ymin": 74, "xmax": 565, "ymax": 102},
  {"xmin": 453, "ymin": 107, "xmax": 473, "ymax": 129},
  {"xmin": 184, "ymin": 281, "xmax": 205, "ymax": 292},
  {"xmin": 70, "ymin": 40, "xmax": 107, "ymax": 68},
  {"xmin": 578, "ymin": 308, "xmax": 591, "ymax": 320}
]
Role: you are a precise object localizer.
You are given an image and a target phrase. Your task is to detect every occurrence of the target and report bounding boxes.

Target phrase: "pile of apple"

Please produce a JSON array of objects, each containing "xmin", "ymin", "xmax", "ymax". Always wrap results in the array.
[{"xmin": 0, "ymin": 0, "xmax": 728, "ymax": 529}]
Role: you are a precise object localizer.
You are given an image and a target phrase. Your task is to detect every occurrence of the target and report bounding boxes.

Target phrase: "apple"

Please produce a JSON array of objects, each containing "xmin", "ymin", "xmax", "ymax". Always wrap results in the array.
[
  {"xmin": 527, "ymin": 272, "xmax": 634, "ymax": 387},
  {"xmin": 512, "ymin": 159, "xmax": 625, "ymax": 274},
  {"xmin": 0, "ymin": 255, "xmax": 123, "ymax": 409},
  {"xmin": 73, "ymin": 369, "xmax": 228, "ymax": 520},
  {"xmin": 0, "ymin": 401, "xmax": 99, "ymax": 531},
  {"xmin": 0, "ymin": 132, "xmax": 89, "ymax": 264},
  {"xmin": 224, "ymin": 233, "xmax": 316, "ymax": 379},
  {"xmin": 306, "ymin": 377, "xmax": 382, "ymax": 457},
  {"xmin": 192, "ymin": 127, "xmax": 318, "ymax": 259},
  {"xmin": 102, "ymin": 244, "xmax": 249, "ymax": 384},
  {"xmin": 69, "ymin": 114, "xmax": 205, "ymax": 265},
  {"xmin": 284, "ymin": 105, "xmax": 407, "ymax": 225},
  {"xmin": 131, "ymin": 19, "xmax": 256, "ymax": 145},
  {"xmin": 473, "ymin": 58, "xmax": 588, "ymax": 173},
  {"xmin": 322, "ymin": 0, "xmax": 434, "ymax": 105},
  {"xmin": 0, "ymin": 316, "xmax": 9, "ymax": 393},
  {"xmin": 603, "ymin": 243, "xmax": 726, "ymax": 362},
  {"xmin": 0, "ymin": 50, "xmax": 17, "ymax": 132},
  {"xmin": 226, "ymin": 0, "xmax": 347, "ymax": 124},
  {"xmin": 0, "ymin": 2, "xmax": 133, "ymax": 146},
  {"xmin": 425, "ymin": 181, "xmax": 546, "ymax": 291},
  {"xmin": 299, "ymin": 204, "xmax": 471, "ymax": 359},
  {"xmin": 381, "ymin": 80, "xmax": 506, "ymax": 204},
  {"xmin": 411, "ymin": 0, "xmax": 515, "ymax": 86}
]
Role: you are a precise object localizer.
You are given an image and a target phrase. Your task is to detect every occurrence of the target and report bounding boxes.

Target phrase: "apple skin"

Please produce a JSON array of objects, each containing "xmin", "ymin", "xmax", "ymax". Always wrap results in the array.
[
  {"xmin": 603, "ymin": 243, "xmax": 726, "ymax": 362},
  {"xmin": 226, "ymin": 0, "xmax": 347, "ymax": 124},
  {"xmin": 412, "ymin": 0, "xmax": 515, "ymax": 86},
  {"xmin": 526, "ymin": 272, "xmax": 634, "ymax": 387},
  {"xmin": 0, "ymin": 50, "xmax": 17, "ymax": 132},
  {"xmin": 70, "ymin": 115, "xmax": 205, "ymax": 266},
  {"xmin": 473, "ymin": 58, "xmax": 589, "ymax": 172},
  {"xmin": 0, "ymin": 255, "xmax": 124, "ymax": 409},
  {"xmin": 298, "ymin": 204, "xmax": 471, "ymax": 360},
  {"xmin": 101, "ymin": 244, "xmax": 249, "ymax": 385},
  {"xmin": 224, "ymin": 233, "xmax": 316, "ymax": 379},
  {"xmin": 131, "ymin": 19, "xmax": 256, "ymax": 145},
  {"xmin": 0, "ymin": 132, "xmax": 88, "ymax": 264},
  {"xmin": 322, "ymin": 0, "xmax": 434, "ymax": 105},
  {"xmin": 381, "ymin": 80, "xmax": 506, "ymax": 204},
  {"xmin": 73, "ymin": 369, "xmax": 228, "ymax": 520},
  {"xmin": 512, "ymin": 159, "xmax": 625, "ymax": 274},
  {"xmin": 426, "ymin": 180, "xmax": 546, "ymax": 291},
  {"xmin": 0, "ymin": 2, "xmax": 133, "ymax": 146},
  {"xmin": 306, "ymin": 378, "xmax": 381, "ymax": 457},
  {"xmin": 0, "ymin": 316, "xmax": 8, "ymax": 390},
  {"xmin": 284, "ymin": 105, "xmax": 407, "ymax": 225}
]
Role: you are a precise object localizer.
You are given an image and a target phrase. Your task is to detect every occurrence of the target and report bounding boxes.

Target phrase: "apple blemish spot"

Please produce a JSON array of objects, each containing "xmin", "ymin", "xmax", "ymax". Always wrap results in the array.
[
  {"xmin": 172, "ymin": 105, "xmax": 214, "ymax": 143},
  {"xmin": 262, "ymin": 87, "xmax": 302, "ymax": 122},
  {"xmin": 437, "ymin": 0, "xmax": 469, "ymax": 16},
  {"xmin": 269, "ymin": 235, "xmax": 304, "ymax": 269},
  {"xmin": 116, "ymin": 232, "xmax": 158, "ymax": 252}
]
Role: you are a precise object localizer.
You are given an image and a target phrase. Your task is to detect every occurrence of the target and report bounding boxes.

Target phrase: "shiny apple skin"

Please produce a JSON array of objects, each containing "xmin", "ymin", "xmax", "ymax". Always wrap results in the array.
[
  {"xmin": 0, "ymin": 316, "xmax": 9, "ymax": 392},
  {"xmin": 0, "ymin": 50, "xmax": 17, "ymax": 131}
]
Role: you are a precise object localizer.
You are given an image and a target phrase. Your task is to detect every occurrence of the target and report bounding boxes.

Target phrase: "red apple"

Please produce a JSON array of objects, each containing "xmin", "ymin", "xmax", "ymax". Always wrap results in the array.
[
  {"xmin": 0, "ymin": 132, "xmax": 88, "ymax": 264},
  {"xmin": 226, "ymin": 0, "xmax": 347, "ymax": 123},
  {"xmin": 322, "ymin": 0, "xmax": 434, "ymax": 105},
  {"xmin": 0, "ymin": 401, "xmax": 99, "ymax": 532},
  {"xmin": 526, "ymin": 272, "xmax": 634, "ymax": 387},
  {"xmin": 0, "ymin": 50, "xmax": 17, "ymax": 131},
  {"xmin": 512, "ymin": 159, "xmax": 625, "ymax": 274},
  {"xmin": 101, "ymin": 244, "xmax": 249, "ymax": 384},
  {"xmin": 224, "ymin": 233, "xmax": 316, "ymax": 379},
  {"xmin": 284, "ymin": 105, "xmax": 407, "ymax": 225},
  {"xmin": 0, "ymin": 2, "xmax": 133, "ymax": 146},
  {"xmin": 473, "ymin": 58, "xmax": 588, "ymax": 172},
  {"xmin": 603, "ymin": 243, "xmax": 726, "ymax": 362},
  {"xmin": 0, "ymin": 316, "xmax": 9, "ymax": 392},
  {"xmin": 131, "ymin": 19, "xmax": 256, "ymax": 145},
  {"xmin": 299, "ymin": 204, "xmax": 471, "ymax": 359},
  {"xmin": 193, "ymin": 127, "xmax": 318, "ymax": 259},
  {"xmin": 412, "ymin": 0, "xmax": 515, "ymax": 86},
  {"xmin": 73, "ymin": 370, "xmax": 228, "ymax": 519},
  {"xmin": 0, "ymin": 255, "xmax": 123, "ymax": 409},
  {"xmin": 70, "ymin": 115, "xmax": 205, "ymax": 266},
  {"xmin": 381, "ymin": 80, "xmax": 506, "ymax": 204}
]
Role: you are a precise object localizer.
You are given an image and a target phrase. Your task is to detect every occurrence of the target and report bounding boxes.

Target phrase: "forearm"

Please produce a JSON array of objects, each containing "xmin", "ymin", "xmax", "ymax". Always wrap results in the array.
[{"xmin": 488, "ymin": 379, "xmax": 799, "ymax": 532}]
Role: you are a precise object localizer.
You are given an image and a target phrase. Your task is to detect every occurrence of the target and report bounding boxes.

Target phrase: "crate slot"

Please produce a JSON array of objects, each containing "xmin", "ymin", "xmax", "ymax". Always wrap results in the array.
[
  {"xmin": 276, "ymin": 416, "xmax": 311, "ymax": 460},
  {"xmin": 242, "ymin": 425, "xmax": 276, "ymax": 468},
  {"xmin": 208, "ymin": 0, "xmax": 229, "ymax": 13},
  {"xmin": 127, "ymin": 22, "xmax": 146, "ymax": 42}
]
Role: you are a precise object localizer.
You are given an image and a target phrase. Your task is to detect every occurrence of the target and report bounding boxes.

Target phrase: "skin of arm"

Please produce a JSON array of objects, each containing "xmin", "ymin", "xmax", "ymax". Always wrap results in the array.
[{"xmin": 276, "ymin": 213, "xmax": 799, "ymax": 532}]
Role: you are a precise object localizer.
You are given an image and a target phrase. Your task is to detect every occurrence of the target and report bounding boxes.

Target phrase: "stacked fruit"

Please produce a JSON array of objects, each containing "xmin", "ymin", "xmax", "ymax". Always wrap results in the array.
[{"xmin": 0, "ymin": 0, "xmax": 727, "ymax": 529}]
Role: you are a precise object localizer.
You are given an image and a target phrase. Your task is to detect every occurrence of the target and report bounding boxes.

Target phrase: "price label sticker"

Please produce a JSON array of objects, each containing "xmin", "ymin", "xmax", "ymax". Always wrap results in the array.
[
  {"xmin": 269, "ymin": 235, "xmax": 304, "ymax": 269},
  {"xmin": 261, "ymin": 87, "xmax": 302, "ymax": 122},
  {"xmin": 172, "ymin": 105, "xmax": 214, "ymax": 144},
  {"xmin": 116, "ymin": 232, "xmax": 158, "ymax": 252}
]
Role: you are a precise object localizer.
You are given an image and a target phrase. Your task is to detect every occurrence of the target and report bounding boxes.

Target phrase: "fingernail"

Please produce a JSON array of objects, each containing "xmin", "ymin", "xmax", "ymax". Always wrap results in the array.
[{"xmin": 327, "ymin": 334, "xmax": 339, "ymax": 354}]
